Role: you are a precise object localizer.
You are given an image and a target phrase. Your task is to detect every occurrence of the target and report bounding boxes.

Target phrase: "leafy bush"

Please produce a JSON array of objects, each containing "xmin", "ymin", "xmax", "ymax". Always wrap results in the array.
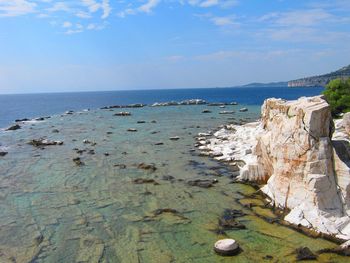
[{"xmin": 323, "ymin": 78, "xmax": 350, "ymax": 116}]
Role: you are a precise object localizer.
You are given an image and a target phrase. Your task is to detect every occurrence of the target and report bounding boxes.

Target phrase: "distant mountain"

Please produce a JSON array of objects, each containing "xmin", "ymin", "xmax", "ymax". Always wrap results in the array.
[
  {"xmin": 241, "ymin": 81, "xmax": 288, "ymax": 88},
  {"xmin": 288, "ymin": 64, "xmax": 350, "ymax": 87}
]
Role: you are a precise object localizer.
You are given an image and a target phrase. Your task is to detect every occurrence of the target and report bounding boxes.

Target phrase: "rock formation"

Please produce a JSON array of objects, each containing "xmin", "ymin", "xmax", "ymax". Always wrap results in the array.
[
  {"xmin": 199, "ymin": 95, "xmax": 350, "ymax": 241},
  {"xmin": 254, "ymin": 96, "xmax": 350, "ymax": 240}
]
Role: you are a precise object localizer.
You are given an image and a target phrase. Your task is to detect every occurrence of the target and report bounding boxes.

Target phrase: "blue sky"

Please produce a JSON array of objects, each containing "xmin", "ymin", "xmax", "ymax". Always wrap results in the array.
[{"xmin": 0, "ymin": 0, "xmax": 349, "ymax": 94}]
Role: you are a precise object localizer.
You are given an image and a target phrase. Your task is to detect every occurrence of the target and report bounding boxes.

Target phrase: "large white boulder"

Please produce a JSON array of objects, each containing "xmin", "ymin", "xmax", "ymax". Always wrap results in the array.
[
  {"xmin": 243, "ymin": 96, "xmax": 350, "ymax": 240},
  {"xmin": 200, "ymin": 95, "xmax": 350, "ymax": 240}
]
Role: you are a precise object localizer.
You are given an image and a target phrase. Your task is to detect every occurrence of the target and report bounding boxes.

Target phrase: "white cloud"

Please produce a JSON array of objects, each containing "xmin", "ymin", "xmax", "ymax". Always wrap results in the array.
[
  {"xmin": 80, "ymin": 0, "xmax": 111, "ymax": 19},
  {"xmin": 0, "ymin": 0, "xmax": 36, "ymax": 17},
  {"xmin": 260, "ymin": 9, "xmax": 332, "ymax": 27},
  {"xmin": 81, "ymin": 0, "xmax": 100, "ymax": 13},
  {"xmin": 65, "ymin": 29, "xmax": 83, "ymax": 35},
  {"xmin": 199, "ymin": 0, "xmax": 218, "ymax": 8},
  {"xmin": 118, "ymin": 0, "xmax": 161, "ymax": 17},
  {"xmin": 210, "ymin": 16, "xmax": 236, "ymax": 26},
  {"xmin": 256, "ymin": 6, "xmax": 350, "ymax": 44},
  {"xmin": 62, "ymin": 21, "xmax": 72, "ymax": 28},
  {"xmin": 87, "ymin": 22, "xmax": 106, "ymax": 30},
  {"xmin": 263, "ymin": 26, "xmax": 350, "ymax": 44},
  {"xmin": 65, "ymin": 24, "xmax": 84, "ymax": 34},
  {"xmin": 46, "ymin": 2, "xmax": 71, "ymax": 13},
  {"xmin": 75, "ymin": 11, "xmax": 91, "ymax": 19},
  {"xmin": 101, "ymin": 0, "xmax": 111, "ymax": 19},
  {"xmin": 186, "ymin": 0, "xmax": 238, "ymax": 8},
  {"xmin": 138, "ymin": 0, "xmax": 160, "ymax": 13}
]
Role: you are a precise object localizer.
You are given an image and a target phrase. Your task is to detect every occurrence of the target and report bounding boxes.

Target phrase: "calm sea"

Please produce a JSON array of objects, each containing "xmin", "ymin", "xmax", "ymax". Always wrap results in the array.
[{"xmin": 0, "ymin": 86, "xmax": 324, "ymax": 128}]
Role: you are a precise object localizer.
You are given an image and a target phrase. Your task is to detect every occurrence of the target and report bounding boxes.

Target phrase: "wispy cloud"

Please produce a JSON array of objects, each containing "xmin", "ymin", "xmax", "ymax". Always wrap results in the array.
[
  {"xmin": 64, "ymin": 23, "xmax": 84, "ymax": 35},
  {"xmin": 0, "ymin": 0, "xmax": 36, "ymax": 17},
  {"xmin": 186, "ymin": 0, "xmax": 238, "ymax": 8},
  {"xmin": 46, "ymin": 2, "xmax": 71, "ymax": 13},
  {"xmin": 81, "ymin": 0, "xmax": 111, "ymax": 19},
  {"xmin": 260, "ymin": 9, "xmax": 332, "ymax": 27},
  {"xmin": 210, "ymin": 15, "xmax": 237, "ymax": 26},
  {"xmin": 62, "ymin": 21, "xmax": 72, "ymax": 28},
  {"xmin": 118, "ymin": 0, "xmax": 161, "ymax": 18},
  {"xmin": 256, "ymin": 6, "xmax": 350, "ymax": 44}
]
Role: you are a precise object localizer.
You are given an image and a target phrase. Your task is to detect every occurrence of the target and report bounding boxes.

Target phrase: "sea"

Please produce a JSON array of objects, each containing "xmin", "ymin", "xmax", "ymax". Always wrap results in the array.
[
  {"xmin": 1, "ymin": 86, "xmax": 348, "ymax": 262},
  {"xmin": 0, "ymin": 86, "xmax": 324, "ymax": 128}
]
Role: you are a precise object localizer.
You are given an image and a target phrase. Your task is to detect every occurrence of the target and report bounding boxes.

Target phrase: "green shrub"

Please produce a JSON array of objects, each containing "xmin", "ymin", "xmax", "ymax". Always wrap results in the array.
[{"xmin": 323, "ymin": 78, "xmax": 350, "ymax": 116}]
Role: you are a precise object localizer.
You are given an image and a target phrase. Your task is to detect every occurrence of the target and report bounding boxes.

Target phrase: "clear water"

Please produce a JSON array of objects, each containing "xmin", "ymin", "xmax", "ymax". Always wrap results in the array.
[{"xmin": 0, "ymin": 101, "xmax": 348, "ymax": 262}]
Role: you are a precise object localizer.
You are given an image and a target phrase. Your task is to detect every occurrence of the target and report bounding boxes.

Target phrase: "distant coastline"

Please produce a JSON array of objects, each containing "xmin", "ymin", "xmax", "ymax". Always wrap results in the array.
[{"xmin": 239, "ymin": 64, "xmax": 350, "ymax": 89}]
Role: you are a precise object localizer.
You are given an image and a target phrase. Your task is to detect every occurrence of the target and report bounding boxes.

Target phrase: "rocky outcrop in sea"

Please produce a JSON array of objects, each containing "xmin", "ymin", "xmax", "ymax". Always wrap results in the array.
[{"xmin": 199, "ymin": 95, "xmax": 350, "ymax": 243}]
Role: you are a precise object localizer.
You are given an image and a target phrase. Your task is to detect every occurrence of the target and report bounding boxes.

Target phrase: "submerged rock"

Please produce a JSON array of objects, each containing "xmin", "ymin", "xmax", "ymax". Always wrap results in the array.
[
  {"xmin": 28, "ymin": 139, "xmax": 63, "ymax": 147},
  {"xmin": 219, "ymin": 111, "xmax": 235, "ymax": 114},
  {"xmin": 214, "ymin": 239, "xmax": 240, "ymax": 256},
  {"xmin": 153, "ymin": 208, "xmax": 180, "ymax": 216},
  {"xmin": 207, "ymin": 102, "xmax": 228, "ymax": 106},
  {"xmin": 294, "ymin": 247, "xmax": 317, "ymax": 261},
  {"xmin": 137, "ymin": 163, "xmax": 157, "ymax": 172},
  {"xmin": 83, "ymin": 139, "xmax": 93, "ymax": 144},
  {"xmin": 152, "ymin": 208, "xmax": 189, "ymax": 221},
  {"xmin": 187, "ymin": 179, "xmax": 218, "ymax": 188},
  {"xmin": 73, "ymin": 157, "xmax": 84, "ymax": 166},
  {"xmin": 133, "ymin": 178, "xmax": 159, "ymax": 185},
  {"xmin": 114, "ymin": 112, "xmax": 131, "ymax": 116},
  {"xmin": 151, "ymin": 99, "xmax": 206, "ymax": 107},
  {"xmin": 162, "ymin": 175, "xmax": 175, "ymax": 181},
  {"xmin": 202, "ymin": 109, "xmax": 212, "ymax": 113},
  {"xmin": 218, "ymin": 209, "xmax": 246, "ymax": 230},
  {"xmin": 0, "ymin": 151, "xmax": 8, "ymax": 157},
  {"xmin": 35, "ymin": 116, "xmax": 50, "ymax": 121},
  {"xmin": 6, "ymin": 124, "xmax": 21, "ymax": 131},
  {"xmin": 102, "ymin": 104, "xmax": 145, "ymax": 109},
  {"xmin": 15, "ymin": 118, "xmax": 30, "ymax": 122},
  {"xmin": 114, "ymin": 164, "xmax": 126, "ymax": 169}
]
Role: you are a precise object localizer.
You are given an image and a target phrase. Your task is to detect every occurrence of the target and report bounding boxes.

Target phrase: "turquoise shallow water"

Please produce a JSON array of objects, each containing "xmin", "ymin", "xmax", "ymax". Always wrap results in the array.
[{"xmin": 0, "ymin": 104, "xmax": 348, "ymax": 262}]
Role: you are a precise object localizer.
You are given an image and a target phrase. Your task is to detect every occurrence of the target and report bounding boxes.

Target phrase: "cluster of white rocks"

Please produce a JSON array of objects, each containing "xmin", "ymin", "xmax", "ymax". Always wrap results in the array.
[{"xmin": 198, "ymin": 95, "xmax": 350, "ymax": 242}]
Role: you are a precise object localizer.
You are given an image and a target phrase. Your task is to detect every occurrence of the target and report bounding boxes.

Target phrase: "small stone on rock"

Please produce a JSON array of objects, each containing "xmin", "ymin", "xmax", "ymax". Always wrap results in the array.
[{"xmin": 214, "ymin": 239, "xmax": 240, "ymax": 256}]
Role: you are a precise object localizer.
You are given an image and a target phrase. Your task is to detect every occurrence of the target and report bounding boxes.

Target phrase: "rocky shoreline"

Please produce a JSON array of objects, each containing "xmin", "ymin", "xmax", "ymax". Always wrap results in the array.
[{"xmin": 197, "ymin": 95, "xmax": 350, "ymax": 250}]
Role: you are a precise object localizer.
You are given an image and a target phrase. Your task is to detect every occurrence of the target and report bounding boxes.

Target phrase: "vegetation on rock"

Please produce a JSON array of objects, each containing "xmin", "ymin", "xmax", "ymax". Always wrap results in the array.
[{"xmin": 323, "ymin": 78, "xmax": 350, "ymax": 115}]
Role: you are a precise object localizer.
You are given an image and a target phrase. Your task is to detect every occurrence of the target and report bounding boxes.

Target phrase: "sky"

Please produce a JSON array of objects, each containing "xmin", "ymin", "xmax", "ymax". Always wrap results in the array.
[{"xmin": 0, "ymin": 0, "xmax": 349, "ymax": 94}]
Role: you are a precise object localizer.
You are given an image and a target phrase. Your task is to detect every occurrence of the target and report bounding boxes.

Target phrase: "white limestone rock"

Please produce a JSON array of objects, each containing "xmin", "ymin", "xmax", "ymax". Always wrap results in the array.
[
  {"xmin": 249, "ymin": 96, "xmax": 350, "ymax": 240},
  {"xmin": 342, "ymin": 112, "xmax": 350, "ymax": 134},
  {"xmin": 201, "ymin": 95, "xmax": 350, "ymax": 241}
]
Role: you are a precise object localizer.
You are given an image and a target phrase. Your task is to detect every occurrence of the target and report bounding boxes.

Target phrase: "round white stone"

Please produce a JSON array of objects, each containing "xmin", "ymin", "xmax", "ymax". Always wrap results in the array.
[{"xmin": 214, "ymin": 239, "xmax": 239, "ymax": 255}]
